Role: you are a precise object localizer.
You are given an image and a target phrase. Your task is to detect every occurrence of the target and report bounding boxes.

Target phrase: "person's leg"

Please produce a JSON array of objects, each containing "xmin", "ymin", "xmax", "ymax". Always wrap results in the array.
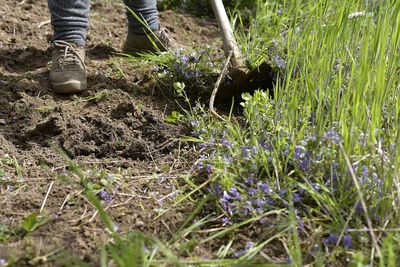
[
  {"xmin": 123, "ymin": 0, "xmax": 159, "ymax": 35},
  {"xmin": 48, "ymin": 0, "xmax": 90, "ymax": 45},
  {"xmin": 47, "ymin": 0, "xmax": 89, "ymax": 93},
  {"xmin": 122, "ymin": 0, "xmax": 176, "ymax": 54}
]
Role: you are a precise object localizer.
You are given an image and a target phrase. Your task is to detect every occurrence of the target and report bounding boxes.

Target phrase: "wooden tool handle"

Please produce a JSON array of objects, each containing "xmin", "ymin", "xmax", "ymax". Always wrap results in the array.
[{"xmin": 210, "ymin": 0, "xmax": 245, "ymax": 69}]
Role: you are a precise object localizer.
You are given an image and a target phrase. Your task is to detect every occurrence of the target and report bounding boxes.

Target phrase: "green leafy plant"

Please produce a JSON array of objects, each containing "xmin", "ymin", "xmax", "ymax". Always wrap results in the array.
[
  {"xmin": 21, "ymin": 212, "xmax": 48, "ymax": 233},
  {"xmin": 0, "ymin": 224, "xmax": 11, "ymax": 242},
  {"xmin": 165, "ymin": 111, "xmax": 185, "ymax": 124}
]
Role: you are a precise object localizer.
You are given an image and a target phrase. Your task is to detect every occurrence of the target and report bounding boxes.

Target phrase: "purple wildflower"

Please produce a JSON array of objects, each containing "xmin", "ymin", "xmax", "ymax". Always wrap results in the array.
[
  {"xmin": 356, "ymin": 201, "xmax": 363, "ymax": 212},
  {"xmin": 282, "ymin": 149, "xmax": 289, "ymax": 157},
  {"xmin": 309, "ymin": 244, "xmax": 319, "ymax": 258},
  {"xmin": 98, "ymin": 190, "xmax": 112, "ymax": 202},
  {"xmin": 259, "ymin": 183, "xmax": 271, "ymax": 194},
  {"xmin": 222, "ymin": 154, "xmax": 232, "ymax": 164},
  {"xmin": 263, "ymin": 141, "xmax": 272, "ymax": 151},
  {"xmin": 332, "ymin": 171, "xmax": 338, "ymax": 182},
  {"xmin": 196, "ymin": 162, "xmax": 204, "ymax": 170},
  {"xmin": 112, "ymin": 223, "xmax": 119, "ymax": 232},
  {"xmin": 244, "ymin": 177, "xmax": 254, "ymax": 184},
  {"xmin": 279, "ymin": 189, "xmax": 287, "ymax": 196},
  {"xmin": 220, "ymin": 191, "xmax": 231, "ymax": 210},
  {"xmin": 294, "ymin": 146, "xmax": 302, "ymax": 159},
  {"xmin": 181, "ymin": 55, "xmax": 189, "ymax": 64},
  {"xmin": 299, "ymin": 158, "xmax": 310, "ymax": 171},
  {"xmin": 361, "ymin": 166, "xmax": 368, "ymax": 177},
  {"xmin": 220, "ymin": 138, "xmax": 232, "ymax": 148},
  {"xmin": 214, "ymin": 184, "xmax": 222, "ymax": 194},
  {"xmin": 221, "ymin": 191, "xmax": 230, "ymax": 201},
  {"xmin": 343, "ymin": 235, "xmax": 352, "ymax": 249},
  {"xmin": 298, "ymin": 187, "xmax": 305, "ymax": 195},
  {"xmin": 265, "ymin": 198, "xmax": 275, "ymax": 206},
  {"xmin": 323, "ymin": 234, "xmax": 339, "ymax": 246},
  {"xmin": 152, "ymin": 65, "xmax": 161, "ymax": 71},
  {"xmin": 297, "ymin": 215, "xmax": 304, "ymax": 228},
  {"xmin": 206, "ymin": 165, "xmax": 213, "ymax": 173},
  {"xmin": 312, "ymin": 183, "xmax": 321, "ymax": 191},
  {"xmin": 242, "ymin": 204, "xmax": 252, "ymax": 215},
  {"xmin": 190, "ymin": 120, "xmax": 200, "ymax": 127},
  {"xmin": 242, "ymin": 146, "xmax": 250, "ymax": 158},
  {"xmin": 293, "ymin": 193, "xmax": 301, "ymax": 203},
  {"xmin": 255, "ymin": 198, "xmax": 266, "ymax": 207},
  {"xmin": 197, "ymin": 143, "xmax": 207, "ymax": 150},
  {"xmin": 273, "ymin": 55, "xmax": 286, "ymax": 69},
  {"xmin": 247, "ymin": 188, "xmax": 257, "ymax": 195},
  {"xmin": 324, "ymin": 129, "xmax": 335, "ymax": 139},
  {"xmin": 229, "ymin": 187, "xmax": 242, "ymax": 200},
  {"xmin": 332, "ymin": 162, "xmax": 339, "ymax": 169}
]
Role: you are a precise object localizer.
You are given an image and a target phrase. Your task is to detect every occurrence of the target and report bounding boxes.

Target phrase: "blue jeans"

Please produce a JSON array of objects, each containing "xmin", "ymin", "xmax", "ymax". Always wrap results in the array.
[{"xmin": 48, "ymin": 0, "xmax": 159, "ymax": 46}]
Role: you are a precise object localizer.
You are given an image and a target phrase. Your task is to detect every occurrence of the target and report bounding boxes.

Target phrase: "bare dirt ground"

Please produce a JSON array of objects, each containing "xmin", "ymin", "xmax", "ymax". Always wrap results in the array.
[{"xmin": 0, "ymin": 1, "xmax": 220, "ymax": 265}]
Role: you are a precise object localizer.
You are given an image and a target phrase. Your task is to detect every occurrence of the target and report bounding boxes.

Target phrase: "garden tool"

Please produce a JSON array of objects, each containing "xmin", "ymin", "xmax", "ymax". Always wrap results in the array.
[{"xmin": 210, "ymin": 0, "xmax": 274, "ymax": 101}]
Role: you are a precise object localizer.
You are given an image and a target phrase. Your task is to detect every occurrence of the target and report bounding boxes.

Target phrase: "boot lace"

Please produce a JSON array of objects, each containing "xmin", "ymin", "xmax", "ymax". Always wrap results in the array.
[{"xmin": 53, "ymin": 40, "xmax": 85, "ymax": 71}]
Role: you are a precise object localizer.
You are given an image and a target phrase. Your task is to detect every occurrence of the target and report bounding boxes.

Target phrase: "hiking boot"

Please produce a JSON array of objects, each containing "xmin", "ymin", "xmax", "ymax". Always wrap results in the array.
[
  {"xmin": 122, "ymin": 28, "xmax": 176, "ymax": 55},
  {"xmin": 50, "ymin": 40, "xmax": 87, "ymax": 94}
]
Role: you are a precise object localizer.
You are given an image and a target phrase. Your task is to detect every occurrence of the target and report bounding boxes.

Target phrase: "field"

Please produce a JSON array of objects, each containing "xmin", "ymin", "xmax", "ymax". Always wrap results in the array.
[{"xmin": 1, "ymin": 0, "xmax": 400, "ymax": 266}]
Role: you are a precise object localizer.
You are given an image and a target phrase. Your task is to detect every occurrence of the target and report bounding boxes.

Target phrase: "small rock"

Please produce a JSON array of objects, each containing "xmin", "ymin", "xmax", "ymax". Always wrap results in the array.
[
  {"xmin": 0, "ymin": 119, "xmax": 5, "ymax": 125},
  {"xmin": 135, "ymin": 220, "xmax": 145, "ymax": 227}
]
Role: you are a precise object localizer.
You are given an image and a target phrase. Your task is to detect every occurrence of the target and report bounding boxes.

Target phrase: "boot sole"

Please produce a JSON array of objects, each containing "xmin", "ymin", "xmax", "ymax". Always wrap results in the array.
[{"xmin": 51, "ymin": 80, "xmax": 87, "ymax": 94}]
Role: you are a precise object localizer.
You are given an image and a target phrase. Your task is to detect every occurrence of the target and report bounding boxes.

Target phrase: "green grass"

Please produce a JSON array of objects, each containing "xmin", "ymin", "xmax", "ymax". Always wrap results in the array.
[{"xmin": 148, "ymin": 0, "xmax": 400, "ymax": 265}]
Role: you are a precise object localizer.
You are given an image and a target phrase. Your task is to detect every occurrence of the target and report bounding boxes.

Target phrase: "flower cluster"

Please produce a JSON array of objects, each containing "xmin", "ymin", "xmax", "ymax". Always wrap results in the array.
[
  {"xmin": 98, "ymin": 190, "xmax": 113, "ymax": 202},
  {"xmin": 189, "ymin": 90, "xmax": 391, "ymax": 254},
  {"xmin": 323, "ymin": 233, "xmax": 352, "ymax": 249},
  {"xmin": 153, "ymin": 48, "xmax": 220, "ymax": 95}
]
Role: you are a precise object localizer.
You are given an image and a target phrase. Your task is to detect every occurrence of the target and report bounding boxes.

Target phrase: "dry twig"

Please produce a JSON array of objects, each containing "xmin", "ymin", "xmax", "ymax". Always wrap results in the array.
[
  {"xmin": 38, "ymin": 20, "xmax": 51, "ymax": 29},
  {"xmin": 40, "ymin": 181, "xmax": 54, "ymax": 213},
  {"xmin": 209, "ymin": 51, "xmax": 233, "ymax": 121}
]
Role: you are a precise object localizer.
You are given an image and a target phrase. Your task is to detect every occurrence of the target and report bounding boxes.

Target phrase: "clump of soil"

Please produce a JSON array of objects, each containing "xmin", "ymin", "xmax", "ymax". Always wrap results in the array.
[{"xmin": 18, "ymin": 89, "xmax": 180, "ymax": 160}]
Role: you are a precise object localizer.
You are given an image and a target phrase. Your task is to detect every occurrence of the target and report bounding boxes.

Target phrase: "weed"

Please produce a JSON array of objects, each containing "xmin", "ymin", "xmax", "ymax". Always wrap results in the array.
[
  {"xmin": 125, "ymin": 47, "xmax": 221, "ymax": 98},
  {"xmin": 164, "ymin": 111, "xmax": 185, "ymax": 124},
  {"xmin": 0, "ymin": 224, "xmax": 11, "ymax": 243},
  {"xmin": 21, "ymin": 212, "xmax": 49, "ymax": 234}
]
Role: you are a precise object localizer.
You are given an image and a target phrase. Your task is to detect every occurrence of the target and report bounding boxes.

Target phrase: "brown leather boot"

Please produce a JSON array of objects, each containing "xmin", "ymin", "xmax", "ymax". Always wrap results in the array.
[
  {"xmin": 122, "ymin": 28, "xmax": 176, "ymax": 55},
  {"xmin": 49, "ymin": 40, "xmax": 86, "ymax": 94}
]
